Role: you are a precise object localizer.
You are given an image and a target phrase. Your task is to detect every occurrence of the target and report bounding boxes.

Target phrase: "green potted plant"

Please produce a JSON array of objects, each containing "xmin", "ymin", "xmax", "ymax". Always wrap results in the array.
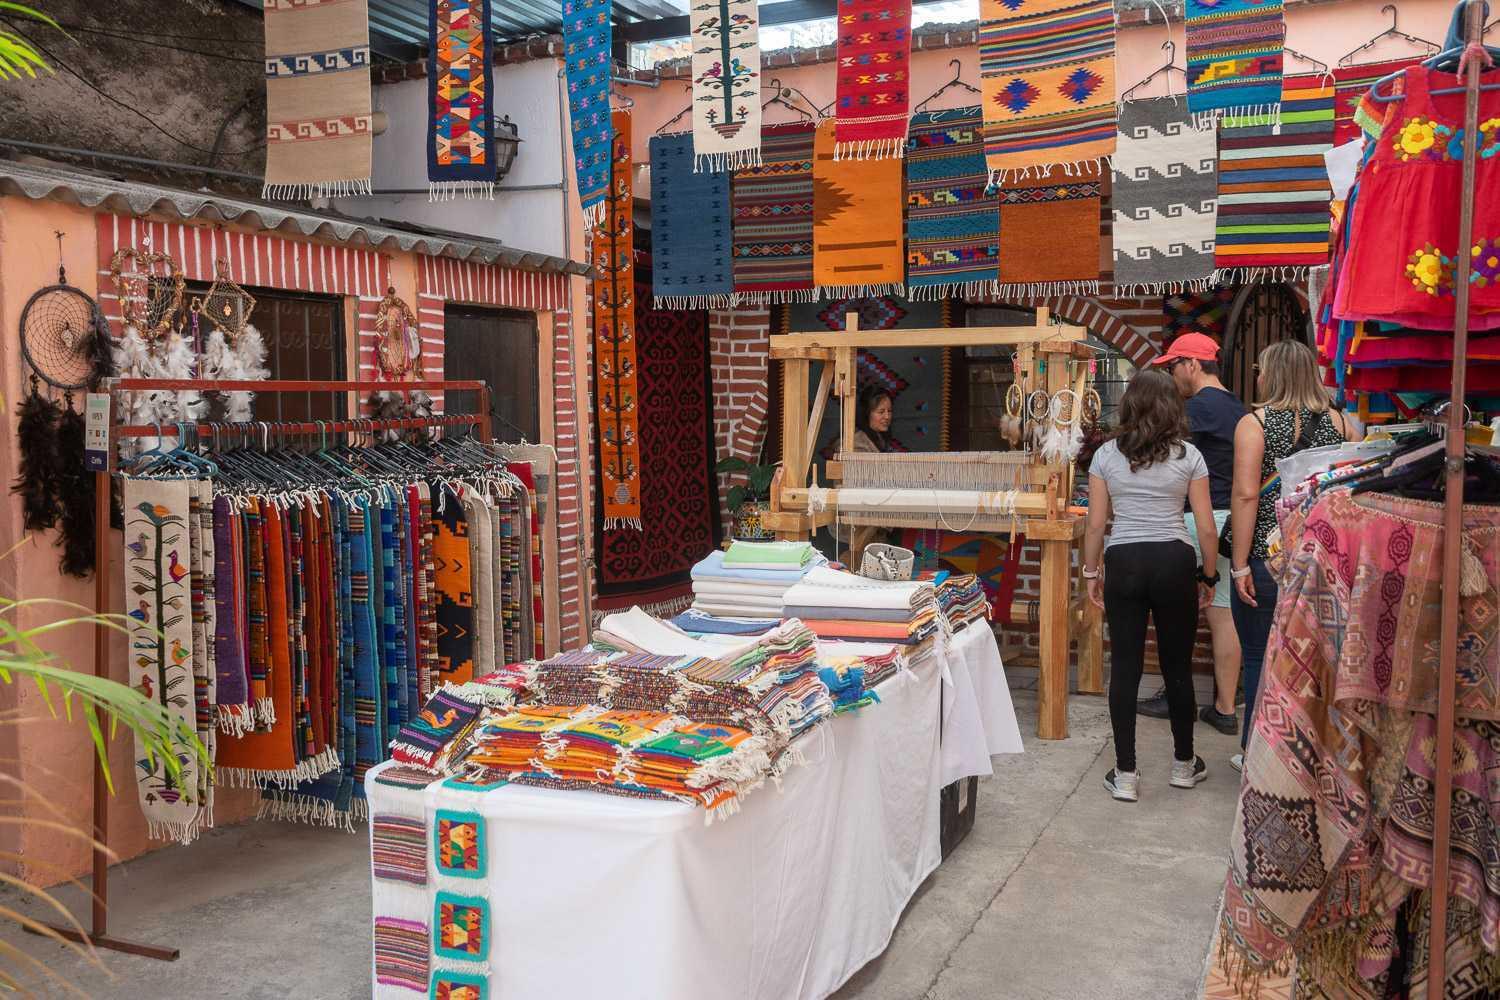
[{"xmin": 716, "ymin": 456, "xmax": 778, "ymax": 541}]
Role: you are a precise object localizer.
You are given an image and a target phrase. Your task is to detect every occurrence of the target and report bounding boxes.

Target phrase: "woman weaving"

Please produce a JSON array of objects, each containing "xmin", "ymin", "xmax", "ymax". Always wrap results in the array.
[
  {"xmin": 1082, "ymin": 370, "xmax": 1219, "ymax": 803},
  {"xmin": 840, "ymin": 387, "xmax": 896, "ymax": 565}
]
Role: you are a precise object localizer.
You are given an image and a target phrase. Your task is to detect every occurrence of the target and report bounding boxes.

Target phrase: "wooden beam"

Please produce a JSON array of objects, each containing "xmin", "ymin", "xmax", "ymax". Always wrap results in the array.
[
  {"xmin": 1037, "ymin": 537, "xmax": 1072, "ymax": 739},
  {"xmin": 771, "ymin": 324, "xmax": 1084, "ymax": 352},
  {"xmin": 760, "ymin": 510, "xmax": 832, "ymax": 533},
  {"xmin": 1021, "ymin": 516, "xmax": 1084, "ymax": 542},
  {"xmin": 769, "ymin": 345, "xmax": 837, "ymax": 361},
  {"xmin": 782, "ymin": 358, "xmax": 811, "ymax": 491},
  {"xmin": 778, "ymin": 487, "xmax": 1052, "ymax": 518},
  {"xmin": 806, "ymin": 362, "xmax": 833, "ymax": 462},
  {"xmin": 1076, "ymin": 597, "xmax": 1104, "ymax": 696}
]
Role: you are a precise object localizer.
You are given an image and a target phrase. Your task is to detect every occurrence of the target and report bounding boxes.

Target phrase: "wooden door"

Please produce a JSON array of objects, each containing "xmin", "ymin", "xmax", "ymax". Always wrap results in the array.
[
  {"xmin": 443, "ymin": 305, "xmax": 540, "ymax": 443},
  {"xmin": 1221, "ymin": 283, "xmax": 1310, "ymax": 405}
]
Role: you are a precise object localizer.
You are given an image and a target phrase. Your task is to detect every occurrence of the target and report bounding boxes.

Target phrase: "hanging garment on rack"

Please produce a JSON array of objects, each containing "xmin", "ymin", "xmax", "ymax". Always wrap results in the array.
[
  {"xmin": 1333, "ymin": 64, "xmax": 1500, "ymax": 331},
  {"xmin": 432, "ymin": 485, "xmax": 476, "ymax": 684},
  {"xmin": 1222, "ymin": 488, "xmax": 1500, "ymax": 994},
  {"xmin": 124, "ymin": 476, "xmax": 207, "ymax": 845}
]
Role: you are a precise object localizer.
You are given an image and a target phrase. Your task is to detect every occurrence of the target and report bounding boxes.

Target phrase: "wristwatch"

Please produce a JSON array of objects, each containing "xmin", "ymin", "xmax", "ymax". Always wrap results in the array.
[{"xmin": 1197, "ymin": 569, "xmax": 1221, "ymax": 587}]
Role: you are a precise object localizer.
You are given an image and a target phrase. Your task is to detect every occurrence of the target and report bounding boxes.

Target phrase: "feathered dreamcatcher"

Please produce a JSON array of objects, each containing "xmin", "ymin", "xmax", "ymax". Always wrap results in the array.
[
  {"xmin": 15, "ymin": 236, "xmax": 116, "ymax": 576},
  {"xmin": 111, "ymin": 243, "xmax": 268, "ymax": 454},
  {"xmin": 374, "ymin": 286, "xmax": 422, "ymax": 379}
]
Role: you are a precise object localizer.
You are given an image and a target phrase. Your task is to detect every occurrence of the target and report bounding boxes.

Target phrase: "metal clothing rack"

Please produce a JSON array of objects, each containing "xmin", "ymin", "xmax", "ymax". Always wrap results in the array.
[
  {"xmin": 1429, "ymin": 2, "xmax": 1489, "ymax": 993},
  {"xmin": 34, "ymin": 379, "xmax": 491, "ymax": 961}
]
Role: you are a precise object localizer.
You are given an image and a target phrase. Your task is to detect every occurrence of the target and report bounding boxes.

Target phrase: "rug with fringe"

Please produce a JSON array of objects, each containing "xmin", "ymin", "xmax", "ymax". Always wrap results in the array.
[
  {"xmin": 1213, "ymin": 76, "xmax": 1333, "ymax": 283},
  {"xmin": 978, "ymin": 0, "xmax": 1117, "ymax": 181},
  {"xmin": 1111, "ymin": 97, "xmax": 1218, "ymax": 295},
  {"xmin": 996, "ymin": 164, "xmax": 1103, "ymax": 296},
  {"xmin": 732, "ymin": 122, "xmax": 817, "ymax": 303},
  {"xmin": 591, "ymin": 110, "xmax": 642, "ymax": 530},
  {"xmin": 562, "ymin": 0, "xmax": 613, "ymax": 225},
  {"xmin": 1333, "ymin": 57, "xmax": 1418, "ymax": 145},
  {"xmin": 651, "ymin": 131, "xmax": 736, "ymax": 308},
  {"xmin": 595, "ymin": 271, "xmax": 720, "ymax": 616},
  {"xmin": 1184, "ymin": 0, "xmax": 1284, "ymax": 124},
  {"xmin": 833, "ymin": 0, "xmax": 912, "ymax": 160},
  {"xmin": 426, "ymin": 0, "xmax": 497, "ymax": 200},
  {"xmin": 262, "ymin": 0, "xmax": 372, "ymax": 199},
  {"xmin": 691, "ymin": 0, "xmax": 763, "ymax": 172},
  {"xmin": 813, "ymin": 118, "xmax": 905, "ymax": 297},
  {"xmin": 906, "ymin": 106, "xmax": 1000, "ymax": 299}
]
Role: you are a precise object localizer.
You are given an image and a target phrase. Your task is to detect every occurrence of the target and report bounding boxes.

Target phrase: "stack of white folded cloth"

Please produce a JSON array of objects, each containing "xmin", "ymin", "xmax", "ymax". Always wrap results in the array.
[{"xmin": 689, "ymin": 541, "xmax": 825, "ymax": 619}]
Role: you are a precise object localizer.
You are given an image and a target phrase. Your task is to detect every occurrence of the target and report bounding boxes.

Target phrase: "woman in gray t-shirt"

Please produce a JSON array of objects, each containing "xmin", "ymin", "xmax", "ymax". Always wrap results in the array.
[{"xmin": 1081, "ymin": 369, "xmax": 1219, "ymax": 803}]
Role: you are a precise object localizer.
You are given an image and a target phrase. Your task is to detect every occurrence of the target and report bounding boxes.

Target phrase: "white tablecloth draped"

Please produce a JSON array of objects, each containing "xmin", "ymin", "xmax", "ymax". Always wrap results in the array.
[{"xmin": 367, "ymin": 626, "xmax": 1017, "ymax": 1000}]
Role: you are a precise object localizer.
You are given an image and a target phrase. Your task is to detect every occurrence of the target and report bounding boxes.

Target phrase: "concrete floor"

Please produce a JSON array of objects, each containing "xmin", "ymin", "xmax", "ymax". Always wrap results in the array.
[{"xmin": 0, "ymin": 672, "xmax": 1241, "ymax": 1000}]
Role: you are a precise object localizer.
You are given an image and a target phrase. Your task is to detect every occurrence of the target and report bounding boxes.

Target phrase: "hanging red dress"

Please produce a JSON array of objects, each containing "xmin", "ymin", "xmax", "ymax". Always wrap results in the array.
[{"xmin": 1333, "ymin": 63, "xmax": 1500, "ymax": 331}]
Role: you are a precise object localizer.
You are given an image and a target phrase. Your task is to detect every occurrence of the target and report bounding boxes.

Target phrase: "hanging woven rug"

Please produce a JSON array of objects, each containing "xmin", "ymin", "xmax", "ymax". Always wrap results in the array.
[
  {"xmin": 1184, "ymin": 0, "xmax": 1285, "ymax": 125},
  {"xmin": 832, "ymin": 0, "xmax": 912, "ymax": 160},
  {"xmin": 427, "ymin": 0, "xmax": 498, "ymax": 200},
  {"xmin": 690, "ymin": 0, "xmax": 764, "ymax": 171},
  {"xmin": 905, "ymin": 106, "xmax": 1000, "ymax": 299},
  {"xmin": 563, "ymin": 0, "xmax": 613, "ymax": 226},
  {"xmin": 592, "ymin": 110, "xmax": 643, "ymax": 530},
  {"xmin": 979, "ymin": 0, "xmax": 1117, "ymax": 183},
  {"xmin": 651, "ymin": 132, "xmax": 737, "ymax": 308},
  {"xmin": 812, "ymin": 118, "xmax": 905, "ymax": 298},
  {"xmin": 262, "ymin": 0, "xmax": 373, "ymax": 199},
  {"xmin": 732, "ymin": 121, "xmax": 817, "ymax": 303},
  {"xmin": 1111, "ymin": 97, "xmax": 1218, "ymax": 295}
]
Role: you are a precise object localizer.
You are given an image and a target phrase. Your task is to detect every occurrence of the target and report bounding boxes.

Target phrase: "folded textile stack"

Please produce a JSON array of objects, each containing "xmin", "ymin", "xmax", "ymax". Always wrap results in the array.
[
  {"xmin": 670, "ymin": 608, "xmax": 780, "ymax": 636},
  {"xmin": 463, "ymin": 704, "xmax": 774, "ymax": 816},
  {"xmin": 682, "ymin": 620, "xmax": 831, "ymax": 738},
  {"xmin": 782, "ymin": 567, "xmax": 942, "ymax": 645},
  {"xmin": 688, "ymin": 544, "xmax": 826, "ymax": 619},
  {"xmin": 936, "ymin": 573, "xmax": 991, "ymax": 632},
  {"xmin": 815, "ymin": 641, "xmax": 903, "ymax": 712}
]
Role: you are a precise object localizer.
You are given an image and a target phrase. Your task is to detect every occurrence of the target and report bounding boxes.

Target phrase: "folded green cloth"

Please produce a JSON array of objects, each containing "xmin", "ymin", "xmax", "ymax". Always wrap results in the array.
[{"xmin": 723, "ymin": 540, "xmax": 814, "ymax": 568}]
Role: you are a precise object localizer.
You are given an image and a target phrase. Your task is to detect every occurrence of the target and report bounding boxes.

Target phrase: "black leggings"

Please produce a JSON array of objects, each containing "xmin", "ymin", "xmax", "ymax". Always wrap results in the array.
[{"xmin": 1103, "ymin": 541, "xmax": 1199, "ymax": 773}]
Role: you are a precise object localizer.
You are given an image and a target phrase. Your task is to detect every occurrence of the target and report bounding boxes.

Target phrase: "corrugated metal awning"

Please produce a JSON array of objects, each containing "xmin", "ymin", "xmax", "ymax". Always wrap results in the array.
[{"xmin": 0, "ymin": 159, "xmax": 590, "ymax": 277}]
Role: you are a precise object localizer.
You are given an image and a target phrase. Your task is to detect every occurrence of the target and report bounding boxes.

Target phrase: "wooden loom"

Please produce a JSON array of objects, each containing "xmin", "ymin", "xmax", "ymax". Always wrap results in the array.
[{"xmin": 765, "ymin": 311, "xmax": 1103, "ymax": 740}]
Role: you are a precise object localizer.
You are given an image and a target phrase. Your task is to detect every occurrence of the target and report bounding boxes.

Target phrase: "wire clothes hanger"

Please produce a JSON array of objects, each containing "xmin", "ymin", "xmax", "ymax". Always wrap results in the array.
[
  {"xmin": 1338, "ymin": 4, "xmax": 1442, "ymax": 66},
  {"xmin": 1369, "ymin": 0, "xmax": 1500, "ymax": 101},
  {"xmin": 912, "ymin": 59, "xmax": 983, "ymax": 115},
  {"xmin": 1284, "ymin": 44, "xmax": 1332, "ymax": 78},
  {"xmin": 1121, "ymin": 40, "xmax": 1188, "ymax": 101},
  {"xmin": 761, "ymin": 78, "xmax": 813, "ymax": 121}
]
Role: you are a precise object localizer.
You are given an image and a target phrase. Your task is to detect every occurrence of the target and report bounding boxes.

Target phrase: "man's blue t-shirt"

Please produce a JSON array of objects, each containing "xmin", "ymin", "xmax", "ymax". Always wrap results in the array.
[{"xmin": 1186, "ymin": 386, "xmax": 1246, "ymax": 511}]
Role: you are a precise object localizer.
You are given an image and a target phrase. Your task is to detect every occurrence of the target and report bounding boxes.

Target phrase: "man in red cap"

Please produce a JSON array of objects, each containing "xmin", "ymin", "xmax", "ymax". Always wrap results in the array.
[{"xmin": 1136, "ymin": 333, "xmax": 1245, "ymax": 740}]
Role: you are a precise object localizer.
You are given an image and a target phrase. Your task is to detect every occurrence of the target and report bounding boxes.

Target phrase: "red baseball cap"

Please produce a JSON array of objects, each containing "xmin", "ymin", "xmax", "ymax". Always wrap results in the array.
[{"xmin": 1152, "ymin": 332, "xmax": 1221, "ymax": 366}]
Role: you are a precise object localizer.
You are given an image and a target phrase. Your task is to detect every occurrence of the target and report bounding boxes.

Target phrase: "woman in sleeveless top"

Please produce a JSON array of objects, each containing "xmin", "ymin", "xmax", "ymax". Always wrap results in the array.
[{"xmin": 1229, "ymin": 341, "xmax": 1351, "ymax": 767}]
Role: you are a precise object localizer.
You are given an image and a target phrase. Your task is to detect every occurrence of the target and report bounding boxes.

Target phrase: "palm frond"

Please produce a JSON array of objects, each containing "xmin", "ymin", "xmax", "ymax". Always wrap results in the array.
[{"xmin": 0, "ymin": 3, "xmax": 57, "ymax": 80}]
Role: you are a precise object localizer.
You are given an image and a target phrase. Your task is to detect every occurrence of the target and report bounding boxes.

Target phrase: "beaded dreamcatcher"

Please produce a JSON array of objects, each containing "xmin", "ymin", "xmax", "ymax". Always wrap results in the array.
[{"xmin": 191, "ymin": 258, "xmax": 268, "ymax": 422}]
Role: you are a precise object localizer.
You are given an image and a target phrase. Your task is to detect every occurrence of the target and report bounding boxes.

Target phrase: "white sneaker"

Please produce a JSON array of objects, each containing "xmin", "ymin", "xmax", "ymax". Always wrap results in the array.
[
  {"xmin": 1230, "ymin": 753, "xmax": 1244, "ymax": 773},
  {"xmin": 1171, "ymin": 756, "xmax": 1208, "ymax": 788},
  {"xmin": 1104, "ymin": 768, "xmax": 1139, "ymax": 802}
]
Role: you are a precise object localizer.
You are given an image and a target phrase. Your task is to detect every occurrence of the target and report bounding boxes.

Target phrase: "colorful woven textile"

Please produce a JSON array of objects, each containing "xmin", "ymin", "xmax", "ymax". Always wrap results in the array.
[
  {"xmin": 261, "ymin": 0, "xmax": 373, "ymax": 199},
  {"xmin": 1214, "ymin": 78, "xmax": 1334, "ymax": 282},
  {"xmin": 812, "ymin": 119, "xmax": 905, "ymax": 297},
  {"xmin": 373, "ymin": 916, "xmax": 430, "ymax": 994},
  {"xmin": 832, "ymin": 0, "xmax": 912, "ymax": 160},
  {"xmin": 390, "ymin": 687, "xmax": 484, "ymax": 771},
  {"xmin": 690, "ymin": 0, "xmax": 763, "ymax": 171},
  {"xmin": 1111, "ymin": 98, "xmax": 1218, "ymax": 294},
  {"xmin": 124, "ymin": 477, "xmax": 205, "ymax": 844},
  {"xmin": 651, "ymin": 132, "xmax": 736, "ymax": 307},
  {"xmin": 1184, "ymin": 0, "xmax": 1285, "ymax": 123},
  {"xmin": 432, "ymin": 488, "xmax": 475, "ymax": 684},
  {"xmin": 592, "ymin": 111, "xmax": 642, "ymax": 529},
  {"xmin": 905, "ymin": 106, "xmax": 1000, "ymax": 299},
  {"xmin": 1222, "ymin": 490, "xmax": 1500, "ymax": 990},
  {"xmin": 596, "ymin": 274, "xmax": 720, "ymax": 616},
  {"xmin": 562, "ymin": 0, "xmax": 613, "ymax": 226},
  {"xmin": 978, "ymin": 0, "xmax": 1116, "ymax": 179},
  {"xmin": 1333, "ymin": 57, "xmax": 1419, "ymax": 145},
  {"xmin": 1164, "ymin": 286, "xmax": 1236, "ymax": 340},
  {"xmin": 427, "ymin": 0, "xmax": 497, "ymax": 199},
  {"xmin": 996, "ymin": 166, "xmax": 1103, "ymax": 296},
  {"xmin": 732, "ymin": 122, "xmax": 817, "ymax": 302}
]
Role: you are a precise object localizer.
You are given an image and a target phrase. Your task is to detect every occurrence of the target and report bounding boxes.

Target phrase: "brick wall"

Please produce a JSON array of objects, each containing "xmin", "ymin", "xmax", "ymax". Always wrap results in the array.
[{"xmin": 709, "ymin": 306, "xmax": 773, "ymax": 527}]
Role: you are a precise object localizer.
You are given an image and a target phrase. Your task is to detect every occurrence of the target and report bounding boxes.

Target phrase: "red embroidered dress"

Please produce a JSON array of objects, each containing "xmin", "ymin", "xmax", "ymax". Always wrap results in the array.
[{"xmin": 1333, "ymin": 64, "xmax": 1500, "ymax": 331}]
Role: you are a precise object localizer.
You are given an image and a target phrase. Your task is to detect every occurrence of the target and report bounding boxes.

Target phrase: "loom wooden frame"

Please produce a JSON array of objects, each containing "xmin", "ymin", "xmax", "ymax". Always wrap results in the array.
[
  {"xmin": 27, "ymin": 378, "xmax": 492, "ymax": 962},
  {"xmin": 768, "ymin": 310, "xmax": 1103, "ymax": 740}
]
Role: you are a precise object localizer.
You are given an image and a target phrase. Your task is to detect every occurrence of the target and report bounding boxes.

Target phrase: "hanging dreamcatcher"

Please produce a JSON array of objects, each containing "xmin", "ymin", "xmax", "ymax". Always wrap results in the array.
[
  {"xmin": 192, "ymin": 258, "xmax": 268, "ymax": 423},
  {"xmin": 15, "ymin": 235, "xmax": 116, "ymax": 577},
  {"xmin": 110, "ymin": 240, "xmax": 201, "ymax": 453},
  {"xmin": 374, "ymin": 286, "xmax": 422, "ymax": 379}
]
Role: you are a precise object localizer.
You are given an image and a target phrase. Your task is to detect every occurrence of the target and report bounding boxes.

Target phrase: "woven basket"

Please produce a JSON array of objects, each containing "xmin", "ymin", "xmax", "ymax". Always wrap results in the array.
[{"xmin": 862, "ymin": 543, "xmax": 915, "ymax": 581}]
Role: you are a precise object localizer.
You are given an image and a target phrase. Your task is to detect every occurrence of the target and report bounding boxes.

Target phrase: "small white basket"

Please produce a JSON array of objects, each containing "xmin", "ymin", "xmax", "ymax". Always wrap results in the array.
[{"xmin": 862, "ymin": 543, "xmax": 915, "ymax": 581}]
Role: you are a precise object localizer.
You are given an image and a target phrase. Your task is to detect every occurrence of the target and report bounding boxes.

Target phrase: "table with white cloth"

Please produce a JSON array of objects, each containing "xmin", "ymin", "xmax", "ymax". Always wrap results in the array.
[{"xmin": 367, "ymin": 624, "xmax": 1018, "ymax": 1000}]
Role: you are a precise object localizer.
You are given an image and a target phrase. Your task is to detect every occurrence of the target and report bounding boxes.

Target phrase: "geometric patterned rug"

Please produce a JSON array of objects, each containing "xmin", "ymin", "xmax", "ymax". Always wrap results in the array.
[{"xmin": 1201, "ymin": 892, "xmax": 1293, "ymax": 1000}]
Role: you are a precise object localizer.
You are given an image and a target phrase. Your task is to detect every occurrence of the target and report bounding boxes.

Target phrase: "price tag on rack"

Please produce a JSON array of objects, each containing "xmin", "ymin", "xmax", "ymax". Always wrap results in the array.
[{"xmin": 84, "ymin": 393, "xmax": 112, "ymax": 472}]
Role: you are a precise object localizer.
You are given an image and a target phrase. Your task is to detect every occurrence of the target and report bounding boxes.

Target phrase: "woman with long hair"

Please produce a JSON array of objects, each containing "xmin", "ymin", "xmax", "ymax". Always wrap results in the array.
[
  {"xmin": 1228, "ymin": 340, "xmax": 1351, "ymax": 769},
  {"xmin": 1083, "ymin": 369, "xmax": 1219, "ymax": 802},
  {"xmin": 853, "ymin": 386, "xmax": 894, "ymax": 454}
]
